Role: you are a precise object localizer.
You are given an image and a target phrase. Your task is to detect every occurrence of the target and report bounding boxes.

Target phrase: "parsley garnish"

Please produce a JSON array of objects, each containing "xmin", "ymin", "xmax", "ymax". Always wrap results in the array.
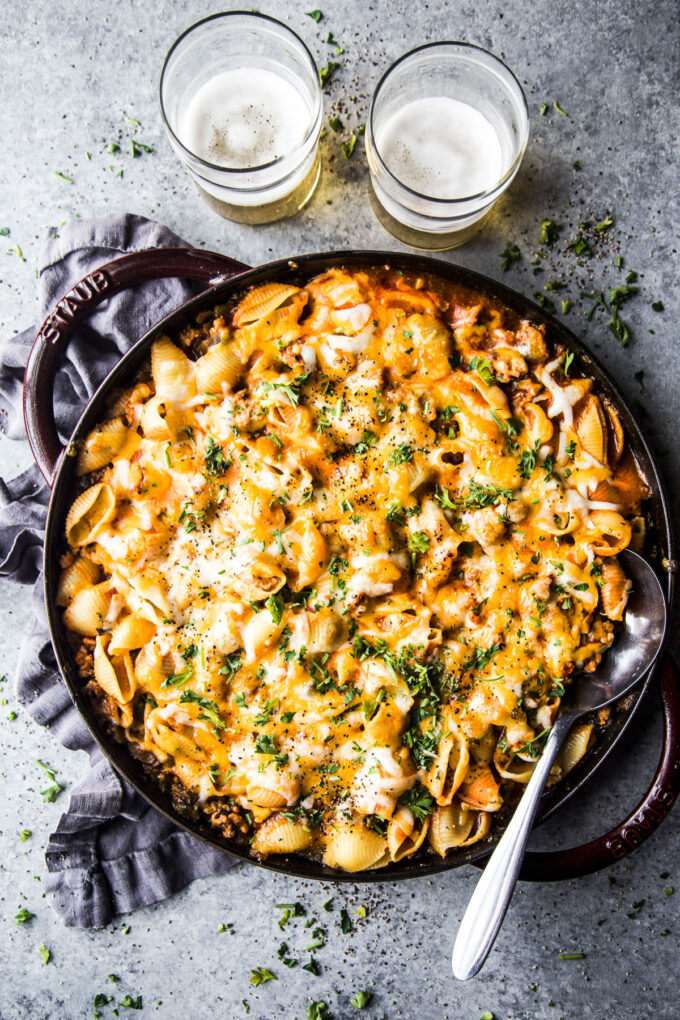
[
  {"xmin": 385, "ymin": 443, "xmax": 413, "ymax": 469},
  {"xmin": 399, "ymin": 784, "xmax": 435, "ymax": 821},
  {"xmin": 539, "ymin": 219, "xmax": 561, "ymax": 245},
  {"xmin": 340, "ymin": 908, "xmax": 353, "ymax": 933},
  {"xmin": 36, "ymin": 760, "xmax": 63, "ymax": 802},
  {"xmin": 204, "ymin": 436, "xmax": 231, "ymax": 475},
  {"xmin": 350, "ymin": 991, "xmax": 372, "ymax": 1009},
  {"xmin": 265, "ymin": 592, "xmax": 285, "ymax": 626},
  {"xmin": 249, "ymin": 968, "xmax": 277, "ymax": 986},
  {"xmin": 500, "ymin": 241, "xmax": 521, "ymax": 271}
]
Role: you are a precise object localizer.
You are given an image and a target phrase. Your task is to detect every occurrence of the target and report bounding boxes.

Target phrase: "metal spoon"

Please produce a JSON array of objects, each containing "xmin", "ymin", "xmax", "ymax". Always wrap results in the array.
[{"xmin": 452, "ymin": 549, "xmax": 667, "ymax": 981}]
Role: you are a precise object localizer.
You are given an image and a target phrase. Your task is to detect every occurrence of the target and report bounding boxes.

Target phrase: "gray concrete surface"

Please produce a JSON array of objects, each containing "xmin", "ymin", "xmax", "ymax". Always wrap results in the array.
[{"xmin": 1, "ymin": 1, "xmax": 678, "ymax": 1018}]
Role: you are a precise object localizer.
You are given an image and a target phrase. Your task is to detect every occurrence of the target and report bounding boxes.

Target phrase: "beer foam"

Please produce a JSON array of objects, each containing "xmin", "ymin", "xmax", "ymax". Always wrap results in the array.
[
  {"xmin": 180, "ymin": 68, "xmax": 310, "ymax": 169},
  {"xmin": 376, "ymin": 96, "xmax": 504, "ymax": 200}
]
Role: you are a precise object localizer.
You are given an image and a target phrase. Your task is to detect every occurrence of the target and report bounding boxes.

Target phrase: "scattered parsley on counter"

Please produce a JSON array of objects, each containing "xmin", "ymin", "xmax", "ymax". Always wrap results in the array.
[
  {"xmin": 119, "ymin": 994, "xmax": 143, "ymax": 1009},
  {"xmin": 340, "ymin": 908, "xmax": 353, "ymax": 933},
  {"xmin": 53, "ymin": 171, "xmax": 73, "ymax": 183},
  {"xmin": 355, "ymin": 905, "xmax": 367, "ymax": 918},
  {"xmin": 249, "ymin": 967, "xmax": 277, "ymax": 986},
  {"xmin": 130, "ymin": 139, "xmax": 154, "ymax": 157},
  {"xmin": 652, "ymin": 301, "xmax": 664, "ymax": 312},
  {"xmin": 307, "ymin": 1003, "xmax": 331, "ymax": 1020},
  {"xmin": 15, "ymin": 907, "xmax": 35, "ymax": 924},
  {"xmin": 319, "ymin": 61, "xmax": 339, "ymax": 88},
  {"xmin": 38, "ymin": 944, "xmax": 51, "ymax": 965},
  {"xmin": 350, "ymin": 990, "xmax": 372, "ymax": 1009},
  {"xmin": 306, "ymin": 9, "xmax": 323, "ymax": 21},
  {"xmin": 36, "ymin": 760, "xmax": 64, "ymax": 802},
  {"xmin": 559, "ymin": 952, "xmax": 585, "ymax": 960},
  {"xmin": 539, "ymin": 102, "xmax": 548, "ymax": 115},
  {"xmin": 594, "ymin": 214, "xmax": 614, "ymax": 231},
  {"xmin": 553, "ymin": 100, "xmax": 568, "ymax": 115},
  {"xmin": 329, "ymin": 116, "xmax": 342, "ymax": 132},
  {"xmin": 19, "ymin": 829, "xmax": 32, "ymax": 841},
  {"xmin": 342, "ymin": 134, "xmax": 357, "ymax": 159},
  {"xmin": 499, "ymin": 241, "xmax": 521, "ymax": 271},
  {"xmin": 538, "ymin": 218, "xmax": 561, "ymax": 245}
]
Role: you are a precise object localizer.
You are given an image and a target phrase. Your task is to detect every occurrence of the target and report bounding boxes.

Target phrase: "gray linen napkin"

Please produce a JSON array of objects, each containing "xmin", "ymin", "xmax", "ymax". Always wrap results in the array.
[{"xmin": 0, "ymin": 213, "xmax": 238, "ymax": 928}]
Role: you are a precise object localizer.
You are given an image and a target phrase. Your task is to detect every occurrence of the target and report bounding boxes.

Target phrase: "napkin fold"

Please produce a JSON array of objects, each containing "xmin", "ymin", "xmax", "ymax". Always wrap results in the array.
[{"xmin": 0, "ymin": 214, "xmax": 238, "ymax": 928}]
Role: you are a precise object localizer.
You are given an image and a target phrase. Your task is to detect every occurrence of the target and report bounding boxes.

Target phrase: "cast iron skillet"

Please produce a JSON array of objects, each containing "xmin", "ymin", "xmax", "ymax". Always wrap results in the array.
[{"xmin": 22, "ymin": 247, "xmax": 679, "ymax": 883}]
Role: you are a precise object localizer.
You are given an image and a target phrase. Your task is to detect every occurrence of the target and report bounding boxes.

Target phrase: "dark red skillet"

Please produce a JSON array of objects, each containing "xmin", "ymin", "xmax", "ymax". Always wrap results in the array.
[{"xmin": 22, "ymin": 245, "xmax": 679, "ymax": 882}]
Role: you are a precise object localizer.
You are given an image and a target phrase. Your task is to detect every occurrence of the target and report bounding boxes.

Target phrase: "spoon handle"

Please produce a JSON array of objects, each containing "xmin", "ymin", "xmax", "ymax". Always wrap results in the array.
[{"xmin": 451, "ymin": 711, "xmax": 577, "ymax": 980}]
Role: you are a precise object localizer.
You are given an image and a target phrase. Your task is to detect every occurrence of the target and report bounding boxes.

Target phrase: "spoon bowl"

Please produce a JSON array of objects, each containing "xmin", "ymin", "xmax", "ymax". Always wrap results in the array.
[{"xmin": 452, "ymin": 549, "xmax": 667, "ymax": 981}]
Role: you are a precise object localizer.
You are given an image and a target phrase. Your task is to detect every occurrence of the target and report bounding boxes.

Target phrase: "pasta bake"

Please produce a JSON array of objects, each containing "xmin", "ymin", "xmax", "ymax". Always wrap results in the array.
[{"xmin": 59, "ymin": 267, "xmax": 648, "ymax": 870}]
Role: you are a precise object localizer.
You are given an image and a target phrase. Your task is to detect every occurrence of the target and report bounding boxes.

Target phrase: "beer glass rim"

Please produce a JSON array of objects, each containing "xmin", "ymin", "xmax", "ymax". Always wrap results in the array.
[
  {"xmin": 159, "ymin": 11, "xmax": 322, "ymax": 176},
  {"xmin": 367, "ymin": 40, "xmax": 530, "ymax": 206}
]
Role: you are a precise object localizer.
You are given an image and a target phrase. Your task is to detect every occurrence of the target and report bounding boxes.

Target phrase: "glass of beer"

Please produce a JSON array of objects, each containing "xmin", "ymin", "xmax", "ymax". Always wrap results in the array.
[
  {"xmin": 365, "ymin": 42, "xmax": 529, "ymax": 249},
  {"xmin": 160, "ymin": 12, "xmax": 323, "ymax": 224}
]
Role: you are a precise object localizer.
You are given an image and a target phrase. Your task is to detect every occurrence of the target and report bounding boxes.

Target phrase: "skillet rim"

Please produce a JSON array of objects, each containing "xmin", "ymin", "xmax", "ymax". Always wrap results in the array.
[{"xmin": 41, "ymin": 248, "xmax": 676, "ymax": 882}]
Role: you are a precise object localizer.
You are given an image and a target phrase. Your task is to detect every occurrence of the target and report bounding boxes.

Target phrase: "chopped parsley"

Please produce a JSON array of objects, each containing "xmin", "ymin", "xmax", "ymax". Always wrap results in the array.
[
  {"xmin": 350, "ymin": 990, "xmax": 372, "ymax": 1009},
  {"xmin": 204, "ymin": 436, "xmax": 231, "ymax": 475},
  {"xmin": 265, "ymin": 592, "xmax": 285, "ymax": 626},
  {"xmin": 539, "ymin": 219, "xmax": 561, "ymax": 245},
  {"xmin": 500, "ymin": 241, "xmax": 521, "ymax": 271},
  {"xmin": 249, "ymin": 967, "xmax": 277, "ymax": 986},
  {"xmin": 399, "ymin": 784, "xmax": 435, "ymax": 820},
  {"xmin": 36, "ymin": 760, "xmax": 63, "ymax": 802},
  {"xmin": 385, "ymin": 443, "xmax": 414, "ymax": 469}
]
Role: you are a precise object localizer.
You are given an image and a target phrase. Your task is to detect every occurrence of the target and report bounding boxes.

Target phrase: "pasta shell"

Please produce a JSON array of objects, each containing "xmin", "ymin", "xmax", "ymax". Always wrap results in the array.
[
  {"xmin": 108, "ymin": 614, "xmax": 157, "ymax": 654},
  {"xmin": 56, "ymin": 556, "xmax": 101, "ymax": 607},
  {"xmin": 94, "ymin": 635, "xmax": 135, "ymax": 704},
  {"xmin": 554, "ymin": 723, "xmax": 593, "ymax": 780},
  {"xmin": 77, "ymin": 418, "xmax": 130, "ymax": 476},
  {"xmin": 150, "ymin": 336, "xmax": 194, "ymax": 402},
  {"xmin": 523, "ymin": 401, "xmax": 554, "ymax": 445},
  {"xmin": 195, "ymin": 342, "xmax": 244, "ymax": 393},
  {"xmin": 322, "ymin": 822, "xmax": 388, "ymax": 872},
  {"xmin": 245, "ymin": 786, "xmax": 288, "ymax": 810},
  {"xmin": 146, "ymin": 711, "xmax": 205, "ymax": 761},
  {"xmin": 575, "ymin": 394, "xmax": 607, "ymax": 463},
  {"xmin": 65, "ymin": 483, "xmax": 117, "ymax": 546},
  {"xmin": 62, "ymin": 582, "xmax": 110, "ymax": 636},
  {"xmin": 306, "ymin": 608, "xmax": 344, "ymax": 654},
  {"xmin": 599, "ymin": 557, "xmax": 632, "ymax": 621},
  {"xmin": 229, "ymin": 554, "xmax": 287, "ymax": 602},
  {"xmin": 127, "ymin": 569, "xmax": 172, "ymax": 615},
  {"xmin": 427, "ymin": 712, "xmax": 470, "ymax": 806},
  {"xmin": 604, "ymin": 400, "xmax": 625, "ymax": 466},
  {"xmin": 628, "ymin": 515, "xmax": 646, "ymax": 554},
  {"xmin": 251, "ymin": 814, "xmax": 314, "ymax": 855},
  {"xmin": 387, "ymin": 806, "xmax": 430, "ymax": 862},
  {"xmin": 428, "ymin": 804, "xmax": 474, "ymax": 856},
  {"xmin": 232, "ymin": 283, "xmax": 300, "ymax": 326},
  {"xmin": 457, "ymin": 763, "xmax": 502, "ymax": 812},
  {"xmin": 494, "ymin": 748, "xmax": 536, "ymax": 784},
  {"xmin": 588, "ymin": 509, "xmax": 632, "ymax": 555},
  {"xmin": 139, "ymin": 396, "xmax": 182, "ymax": 441}
]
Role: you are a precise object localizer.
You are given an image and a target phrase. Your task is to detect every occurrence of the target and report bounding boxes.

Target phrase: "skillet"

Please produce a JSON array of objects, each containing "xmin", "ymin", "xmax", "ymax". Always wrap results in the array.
[{"xmin": 22, "ymin": 246, "xmax": 679, "ymax": 882}]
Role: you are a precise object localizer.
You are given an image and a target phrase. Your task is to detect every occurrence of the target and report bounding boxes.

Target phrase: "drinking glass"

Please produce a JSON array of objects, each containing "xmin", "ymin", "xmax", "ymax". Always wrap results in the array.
[
  {"xmin": 365, "ymin": 42, "xmax": 529, "ymax": 249},
  {"xmin": 160, "ymin": 12, "xmax": 323, "ymax": 224}
]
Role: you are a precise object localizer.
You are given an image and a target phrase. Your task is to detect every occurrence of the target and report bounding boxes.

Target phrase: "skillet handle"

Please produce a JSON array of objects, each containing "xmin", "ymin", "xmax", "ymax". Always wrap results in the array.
[
  {"xmin": 23, "ymin": 246, "xmax": 250, "ymax": 485},
  {"xmin": 477, "ymin": 654, "xmax": 680, "ymax": 882}
]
